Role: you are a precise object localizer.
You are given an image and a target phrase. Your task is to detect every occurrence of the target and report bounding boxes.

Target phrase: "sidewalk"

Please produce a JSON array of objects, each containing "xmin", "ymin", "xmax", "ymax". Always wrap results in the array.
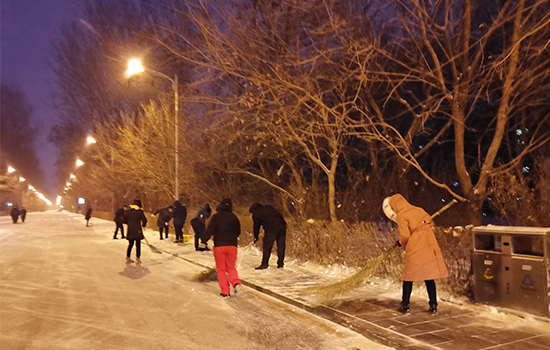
[{"xmin": 149, "ymin": 230, "xmax": 550, "ymax": 350}]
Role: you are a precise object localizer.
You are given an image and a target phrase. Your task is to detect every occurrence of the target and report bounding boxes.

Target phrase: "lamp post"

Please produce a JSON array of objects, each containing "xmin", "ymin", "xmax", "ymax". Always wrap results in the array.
[{"xmin": 126, "ymin": 59, "xmax": 179, "ymax": 201}]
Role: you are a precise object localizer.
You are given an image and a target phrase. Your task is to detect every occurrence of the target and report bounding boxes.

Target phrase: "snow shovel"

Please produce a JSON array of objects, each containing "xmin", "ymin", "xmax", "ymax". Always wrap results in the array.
[
  {"xmin": 143, "ymin": 236, "xmax": 162, "ymax": 254},
  {"xmin": 312, "ymin": 199, "xmax": 458, "ymax": 300}
]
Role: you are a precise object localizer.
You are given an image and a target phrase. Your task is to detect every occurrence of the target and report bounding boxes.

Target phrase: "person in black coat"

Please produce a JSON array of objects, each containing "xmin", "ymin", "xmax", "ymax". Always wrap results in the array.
[
  {"xmin": 10, "ymin": 206, "xmax": 19, "ymax": 224},
  {"xmin": 85, "ymin": 206, "xmax": 93, "ymax": 227},
  {"xmin": 172, "ymin": 201, "xmax": 187, "ymax": 243},
  {"xmin": 205, "ymin": 198, "xmax": 242, "ymax": 297},
  {"xmin": 124, "ymin": 199, "xmax": 147, "ymax": 264},
  {"xmin": 191, "ymin": 204, "xmax": 212, "ymax": 251},
  {"xmin": 154, "ymin": 205, "xmax": 174, "ymax": 240},
  {"xmin": 249, "ymin": 203, "xmax": 287, "ymax": 269},
  {"xmin": 113, "ymin": 205, "xmax": 127, "ymax": 239},
  {"xmin": 20, "ymin": 207, "xmax": 27, "ymax": 222}
]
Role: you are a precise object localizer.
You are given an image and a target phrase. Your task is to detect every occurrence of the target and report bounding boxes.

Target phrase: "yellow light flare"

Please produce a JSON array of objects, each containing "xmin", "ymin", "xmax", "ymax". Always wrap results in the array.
[
  {"xmin": 87, "ymin": 136, "xmax": 96, "ymax": 144},
  {"xmin": 76, "ymin": 159, "xmax": 84, "ymax": 166},
  {"xmin": 8, "ymin": 166, "xmax": 15, "ymax": 173},
  {"xmin": 19, "ymin": 176, "xmax": 25, "ymax": 182},
  {"xmin": 127, "ymin": 59, "xmax": 144, "ymax": 76},
  {"xmin": 70, "ymin": 174, "xmax": 76, "ymax": 179}
]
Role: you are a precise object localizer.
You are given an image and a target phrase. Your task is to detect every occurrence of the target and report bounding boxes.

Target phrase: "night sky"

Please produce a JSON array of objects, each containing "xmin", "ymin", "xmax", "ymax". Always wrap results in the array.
[{"xmin": 1, "ymin": 0, "xmax": 83, "ymax": 198}]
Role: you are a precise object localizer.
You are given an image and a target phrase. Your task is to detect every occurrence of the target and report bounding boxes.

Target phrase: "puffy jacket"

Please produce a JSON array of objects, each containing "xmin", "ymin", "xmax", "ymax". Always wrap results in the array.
[
  {"xmin": 124, "ymin": 205, "xmax": 147, "ymax": 240},
  {"xmin": 172, "ymin": 201, "xmax": 187, "ymax": 226},
  {"xmin": 205, "ymin": 198, "xmax": 240, "ymax": 247},
  {"xmin": 154, "ymin": 207, "xmax": 173, "ymax": 227},
  {"xmin": 249, "ymin": 203, "xmax": 286, "ymax": 240},
  {"xmin": 389, "ymin": 194, "xmax": 448, "ymax": 281},
  {"xmin": 193, "ymin": 204, "xmax": 212, "ymax": 225},
  {"xmin": 114, "ymin": 207, "xmax": 125, "ymax": 223}
]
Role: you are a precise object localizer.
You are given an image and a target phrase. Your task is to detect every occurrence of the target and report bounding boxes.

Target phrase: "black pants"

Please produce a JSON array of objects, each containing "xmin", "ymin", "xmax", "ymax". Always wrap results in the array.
[
  {"xmin": 11, "ymin": 216, "xmax": 18, "ymax": 223},
  {"xmin": 158, "ymin": 225, "xmax": 169, "ymax": 239},
  {"xmin": 174, "ymin": 224, "xmax": 184, "ymax": 241},
  {"xmin": 114, "ymin": 222, "xmax": 124, "ymax": 238},
  {"xmin": 191, "ymin": 218, "xmax": 206, "ymax": 250},
  {"xmin": 261, "ymin": 227, "xmax": 286, "ymax": 267},
  {"xmin": 402, "ymin": 280, "xmax": 437, "ymax": 306},
  {"xmin": 127, "ymin": 239, "xmax": 141, "ymax": 258}
]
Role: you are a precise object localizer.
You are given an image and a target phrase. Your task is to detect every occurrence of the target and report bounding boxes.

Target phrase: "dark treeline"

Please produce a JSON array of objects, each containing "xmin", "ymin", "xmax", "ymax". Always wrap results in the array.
[{"xmin": 51, "ymin": 0, "xmax": 550, "ymax": 226}]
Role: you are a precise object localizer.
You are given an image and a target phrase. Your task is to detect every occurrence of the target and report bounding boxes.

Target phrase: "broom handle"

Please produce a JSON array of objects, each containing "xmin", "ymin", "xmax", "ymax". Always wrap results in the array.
[{"xmin": 430, "ymin": 199, "xmax": 457, "ymax": 220}]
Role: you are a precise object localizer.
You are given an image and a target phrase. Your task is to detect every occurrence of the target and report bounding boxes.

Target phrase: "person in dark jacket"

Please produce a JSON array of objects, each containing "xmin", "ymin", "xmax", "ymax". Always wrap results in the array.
[
  {"xmin": 20, "ymin": 207, "xmax": 27, "ymax": 222},
  {"xmin": 154, "ymin": 205, "xmax": 174, "ymax": 240},
  {"xmin": 249, "ymin": 203, "xmax": 287, "ymax": 270},
  {"xmin": 124, "ymin": 199, "xmax": 147, "ymax": 264},
  {"xmin": 85, "ymin": 206, "xmax": 93, "ymax": 227},
  {"xmin": 113, "ymin": 205, "xmax": 127, "ymax": 239},
  {"xmin": 205, "ymin": 198, "xmax": 242, "ymax": 298},
  {"xmin": 172, "ymin": 201, "xmax": 187, "ymax": 243},
  {"xmin": 10, "ymin": 206, "xmax": 19, "ymax": 224},
  {"xmin": 191, "ymin": 204, "xmax": 212, "ymax": 251}
]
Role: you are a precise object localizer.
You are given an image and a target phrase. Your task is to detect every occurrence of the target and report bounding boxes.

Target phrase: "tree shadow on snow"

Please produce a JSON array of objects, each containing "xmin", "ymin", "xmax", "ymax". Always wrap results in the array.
[{"xmin": 119, "ymin": 264, "xmax": 150, "ymax": 279}]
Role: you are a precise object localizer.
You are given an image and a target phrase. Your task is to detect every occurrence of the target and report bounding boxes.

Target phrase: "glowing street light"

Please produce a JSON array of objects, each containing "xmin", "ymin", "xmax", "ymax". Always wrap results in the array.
[
  {"xmin": 70, "ymin": 174, "xmax": 76, "ymax": 179},
  {"xmin": 8, "ymin": 166, "xmax": 15, "ymax": 173},
  {"xmin": 87, "ymin": 136, "xmax": 96, "ymax": 144},
  {"xmin": 66, "ymin": 182, "xmax": 72, "ymax": 186},
  {"xmin": 19, "ymin": 176, "xmax": 25, "ymax": 182},
  {"xmin": 127, "ymin": 58, "xmax": 180, "ymax": 200},
  {"xmin": 76, "ymin": 159, "xmax": 84, "ymax": 167}
]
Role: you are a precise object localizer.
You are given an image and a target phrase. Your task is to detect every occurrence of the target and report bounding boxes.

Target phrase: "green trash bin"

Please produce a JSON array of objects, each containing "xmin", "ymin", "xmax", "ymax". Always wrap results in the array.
[{"xmin": 473, "ymin": 226, "xmax": 550, "ymax": 317}]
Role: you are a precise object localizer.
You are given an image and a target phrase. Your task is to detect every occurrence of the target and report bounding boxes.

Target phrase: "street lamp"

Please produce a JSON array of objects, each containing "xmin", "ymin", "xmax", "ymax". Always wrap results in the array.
[
  {"xmin": 126, "ymin": 59, "xmax": 180, "ymax": 201},
  {"xmin": 76, "ymin": 159, "xmax": 84, "ymax": 167}
]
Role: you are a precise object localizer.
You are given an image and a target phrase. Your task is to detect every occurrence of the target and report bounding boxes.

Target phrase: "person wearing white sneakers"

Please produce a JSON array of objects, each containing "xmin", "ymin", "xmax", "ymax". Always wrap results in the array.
[{"xmin": 124, "ymin": 199, "xmax": 148, "ymax": 264}]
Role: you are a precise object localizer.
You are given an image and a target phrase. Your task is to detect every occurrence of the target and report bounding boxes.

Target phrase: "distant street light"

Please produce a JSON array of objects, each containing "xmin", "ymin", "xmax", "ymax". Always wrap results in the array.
[
  {"xmin": 76, "ymin": 159, "xmax": 84, "ymax": 167},
  {"xmin": 87, "ymin": 136, "xmax": 96, "ymax": 144},
  {"xmin": 66, "ymin": 182, "xmax": 71, "ymax": 186},
  {"xmin": 19, "ymin": 177, "xmax": 25, "ymax": 182},
  {"xmin": 8, "ymin": 166, "xmax": 15, "ymax": 173},
  {"xmin": 127, "ymin": 58, "xmax": 180, "ymax": 201},
  {"xmin": 70, "ymin": 174, "xmax": 76, "ymax": 179}
]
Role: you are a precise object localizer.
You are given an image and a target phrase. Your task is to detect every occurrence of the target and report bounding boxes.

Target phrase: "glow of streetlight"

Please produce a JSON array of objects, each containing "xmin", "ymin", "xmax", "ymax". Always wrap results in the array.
[
  {"xmin": 76, "ymin": 159, "xmax": 84, "ymax": 166},
  {"xmin": 19, "ymin": 177, "xmax": 25, "ymax": 182},
  {"xmin": 8, "ymin": 166, "xmax": 15, "ymax": 173},
  {"xmin": 87, "ymin": 136, "xmax": 96, "ymax": 144},
  {"xmin": 70, "ymin": 174, "xmax": 76, "ymax": 179},
  {"xmin": 66, "ymin": 182, "xmax": 71, "ymax": 186},
  {"xmin": 28, "ymin": 185, "xmax": 34, "ymax": 190},
  {"xmin": 127, "ymin": 59, "xmax": 144, "ymax": 76},
  {"xmin": 64, "ymin": 187, "xmax": 69, "ymax": 191}
]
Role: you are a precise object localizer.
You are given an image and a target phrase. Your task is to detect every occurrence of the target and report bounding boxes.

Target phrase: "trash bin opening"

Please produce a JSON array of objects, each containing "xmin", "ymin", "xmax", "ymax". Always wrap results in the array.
[
  {"xmin": 511, "ymin": 236, "xmax": 544, "ymax": 257},
  {"xmin": 475, "ymin": 234, "xmax": 502, "ymax": 252}
]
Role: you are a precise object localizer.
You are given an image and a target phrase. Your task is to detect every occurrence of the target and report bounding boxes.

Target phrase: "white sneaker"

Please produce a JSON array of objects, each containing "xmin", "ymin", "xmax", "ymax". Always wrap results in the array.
[
  {"xmin": 234, "ymin": 284, "xmax": 242, "ymax": 296},
  {"xmin": 126, "ymin": 257, "xmax": 134, "ymax": 263},
  {"xmin": 136, "ymin": 258, "xmax": 141, "ymax": 264}
]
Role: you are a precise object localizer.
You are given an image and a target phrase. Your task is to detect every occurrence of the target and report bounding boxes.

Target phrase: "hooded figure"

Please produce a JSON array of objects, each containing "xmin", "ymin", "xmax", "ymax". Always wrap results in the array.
[
  {"xmin": 249, "ymin": 203, "xmax": 287, "ymax": 269},
  {"xmin": 154, "ymin": 205, "xmax": 174, "ymax": 240},
  {"xmin": 205, "ymin": 198, "xmax": 242, "ymax": 297},
  {"xmin": 191, "ymin": 204, "xmax": 212, "ymax": 251},
  {"xmin": 124, "ymin": 199, "xmax": 147, "ymax": 263},
  {"xmin": 10, "ymin": 207, "xmax": 19, "ymax": 224},
  {"xmin": 389, "ymin": 194, "xmax": 448, "ymax": 315},
  {"xmin": 172, "ymin": 201, "xmax": 187, "ymax": 243},
  {"xmin": 113, "ymin": 205, "xmax": 127, "ymax": 239}
]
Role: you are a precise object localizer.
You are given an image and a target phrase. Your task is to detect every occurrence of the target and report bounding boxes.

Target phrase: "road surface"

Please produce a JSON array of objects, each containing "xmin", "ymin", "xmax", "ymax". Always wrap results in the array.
[{"xmin": 0, "ymin": 211, "xmax": 389, "ymax": 350}]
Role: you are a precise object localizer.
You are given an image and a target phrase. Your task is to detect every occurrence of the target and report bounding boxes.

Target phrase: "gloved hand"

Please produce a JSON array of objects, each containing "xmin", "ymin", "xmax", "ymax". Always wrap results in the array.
[{"xmin": 394, "ymin": 240, "xmax": 402, "ymax": 248}]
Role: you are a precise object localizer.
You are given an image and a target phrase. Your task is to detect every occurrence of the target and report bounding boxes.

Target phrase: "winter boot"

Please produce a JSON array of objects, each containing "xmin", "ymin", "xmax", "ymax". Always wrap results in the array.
[
  {"xmin": 234, "ymin": 284, "xmax": 242, "ymax": 296},
  {"xmin": 126, "ymin": 257, "xmax": 134, "ymax": 263},
  {"xmin": 136, "ymin": 258, "xmax": 141, "ymax": 264},
  {"xmin": 220, "ymin": 293, "xmax": 231, "ymax": 298},
  {"xmin": 255, "ymin": 265, "xmax": 268, "ymax": 270},
  {"xmin": 398, "ymin": 304, "xmax": 410, "ymax": 315},
  {"xmin": 428, "ymin": 304, "xmax": 438, "ymax": 316}
]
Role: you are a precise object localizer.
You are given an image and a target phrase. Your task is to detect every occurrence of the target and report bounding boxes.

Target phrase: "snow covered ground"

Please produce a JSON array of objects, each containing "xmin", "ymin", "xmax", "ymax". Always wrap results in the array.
[{"xmin": 0, "ymin": 211, "xmax": 391, "ymax": 350}]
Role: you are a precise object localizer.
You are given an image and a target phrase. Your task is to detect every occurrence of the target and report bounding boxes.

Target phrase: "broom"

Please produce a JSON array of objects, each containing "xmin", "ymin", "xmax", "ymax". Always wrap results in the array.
[
  {"xmin": 143, "ymin": 235, "xmax": 162, "ymax": 254},
  {"xmin": 312, "ymin": 199, "xmax": 458, "ymax": 300}
]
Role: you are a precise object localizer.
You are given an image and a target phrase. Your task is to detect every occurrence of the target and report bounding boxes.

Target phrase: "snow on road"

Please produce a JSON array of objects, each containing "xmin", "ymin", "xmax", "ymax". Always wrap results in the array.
[{"xmin": 0, "ymin": 211, "xmax": 390, "ymax": 350}]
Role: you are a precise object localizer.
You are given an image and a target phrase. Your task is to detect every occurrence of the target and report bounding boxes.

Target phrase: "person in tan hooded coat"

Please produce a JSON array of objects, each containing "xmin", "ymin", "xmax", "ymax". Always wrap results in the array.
[{"xmin": 389, "ymin": 194, "xmax": 448, "ymax": 315}]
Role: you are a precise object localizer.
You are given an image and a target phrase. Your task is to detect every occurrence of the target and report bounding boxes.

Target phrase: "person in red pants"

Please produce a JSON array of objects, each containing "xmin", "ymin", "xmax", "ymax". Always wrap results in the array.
[{"xmin": 205, "ymin": 198, "xmax": 242, "ymax": 298}]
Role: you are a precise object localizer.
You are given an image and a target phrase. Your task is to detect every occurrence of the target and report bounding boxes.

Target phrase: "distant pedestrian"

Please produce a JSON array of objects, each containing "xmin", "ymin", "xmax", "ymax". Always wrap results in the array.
[
  {"xmin": 388, "ymin": 194, "xmax": 448, "ymax": 316},
  {"xmin": 124, "ymin": 199, "xmax": 147, "ymax": 264},
  {"xmin": 85, "ymin": 206, "xmax": 93, "ymax": 227},
  {"xmin": 191, "ymin": 204, "xmax": 212, "ymax": 251},
  {"xmin": 10, "ymin": 206, "xmax": 19, "ymax": 224},
  {"xmin": 113, "ymin": 205, "xmax": 127, "ymax": 239},
  {"xmin": 172, "ymin": 201, "xmax": 187, "ymax": 243},
  {"xmin": 205, "ymin": 198, "xmax": 242, "ymax": 298},
  {"xmin": 154, "ymin": 205, "xmax": 174, "ymax": 240},
  {"xmin": 249, "ymin": 203, "xmax": 287, "ymax": 270},
  {"xmin": 20, "ymin": 207, "xmax": 27, "ymax": 222}
]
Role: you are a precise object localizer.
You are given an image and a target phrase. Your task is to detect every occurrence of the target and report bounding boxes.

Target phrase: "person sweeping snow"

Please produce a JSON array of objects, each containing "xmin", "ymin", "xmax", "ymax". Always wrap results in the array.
[
  {"xmin": 388, "ymin": 194, "xmax": 448, "ymax": 316},
  {"xmin": 205, "ymin": 198, "xmax": 242, "ymax": 298}
]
